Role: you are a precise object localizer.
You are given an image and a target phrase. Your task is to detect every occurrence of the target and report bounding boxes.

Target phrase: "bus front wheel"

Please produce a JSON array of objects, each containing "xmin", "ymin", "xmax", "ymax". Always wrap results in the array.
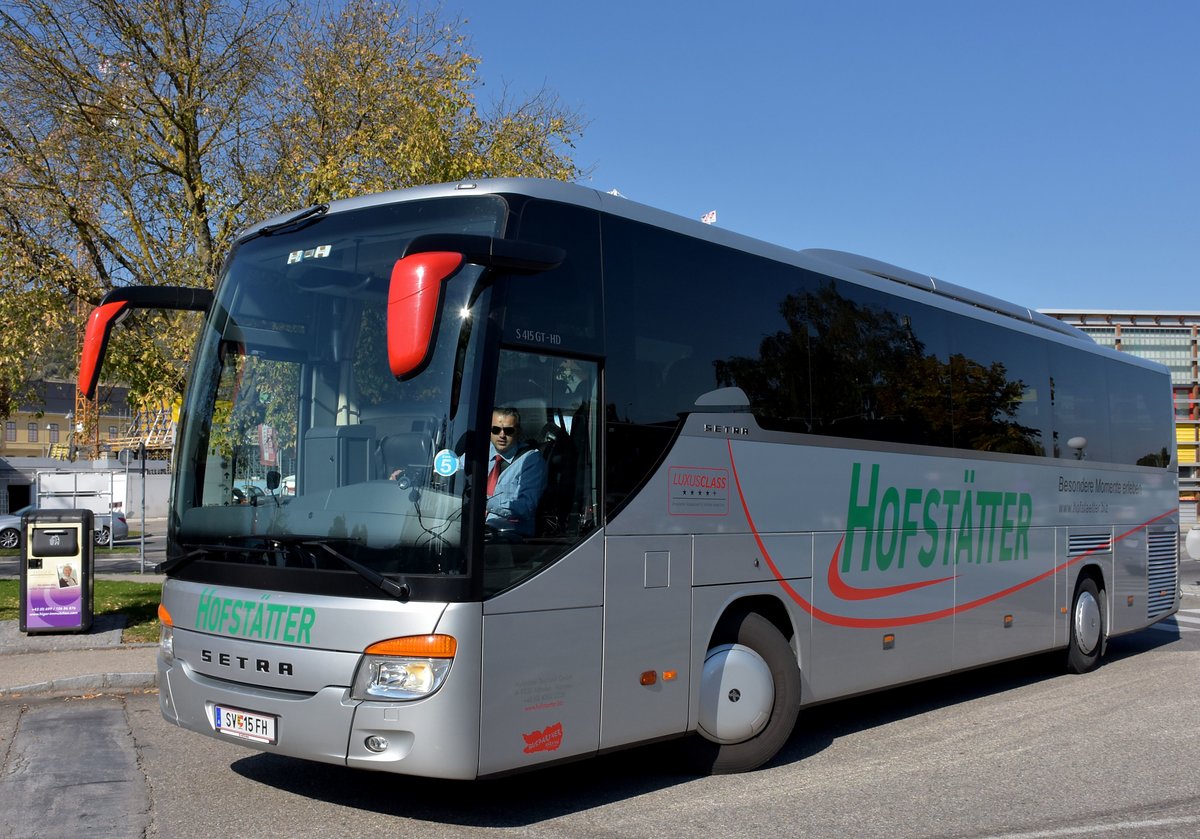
[
  {"xmin": 688, "ymin": 612, "xmax": 800, "ymax": 774},
  {"xmin": 1067, "ymin": 577, "xmax": 1105, "ymax": 674}
]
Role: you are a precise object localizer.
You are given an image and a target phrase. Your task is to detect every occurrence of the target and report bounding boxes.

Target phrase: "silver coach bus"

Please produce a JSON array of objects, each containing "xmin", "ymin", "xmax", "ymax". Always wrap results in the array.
[{"xmin": 80, "ymin": 179, "xmax": 1179, "ymax": 778}]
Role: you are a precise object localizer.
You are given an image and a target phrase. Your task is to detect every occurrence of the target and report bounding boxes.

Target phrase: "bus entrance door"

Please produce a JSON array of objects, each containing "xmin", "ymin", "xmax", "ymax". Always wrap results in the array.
[{"xmin": 600, "ymin": 535, "xmax": 692, "ymax": 749}]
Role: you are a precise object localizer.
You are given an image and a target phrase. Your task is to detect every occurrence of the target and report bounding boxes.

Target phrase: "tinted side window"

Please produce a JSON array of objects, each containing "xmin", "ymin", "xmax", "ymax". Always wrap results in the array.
[
  {"xmin": 602, "ymin": 217, "xmax": 807, "ymax": 513},
  {"xmin": 1050, "ymin": 344, "xmax": 1111, "ymax": 462},
  {"xmin": 503, "ymin": 199, "xmax": 603, "ymax": 356},
  {"xmin": 1049, "ymin": 345, "xmax": 1172, "ymax": 466},
  {"xmin": 949, "ymin": 318, "xmax": 1049, "ymax": 456},
  {"xmin": 806, "ymin": 280, "xmax": 953, "ymax": 447},
  {"xmin": 1107, "ymin": 361, "xmax": 1173, "ymax": 467}
]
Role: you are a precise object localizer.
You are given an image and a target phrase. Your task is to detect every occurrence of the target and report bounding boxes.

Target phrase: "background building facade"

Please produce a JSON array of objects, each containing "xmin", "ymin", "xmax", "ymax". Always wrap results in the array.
[
  {"xmin": 1041, "ymin": 309, "xmax": 1199, "ymax": 528},
  {"xmin": 0, "ymin": 380, "xmax": 133, "ymax": 514},
  {"xmin": 0, "ymin": 380, "xmax": 132, "ymax": 459}
]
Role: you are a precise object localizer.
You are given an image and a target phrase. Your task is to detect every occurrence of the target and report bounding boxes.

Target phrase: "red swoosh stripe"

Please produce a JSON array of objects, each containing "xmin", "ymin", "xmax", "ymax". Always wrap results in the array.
[{"xmin": 826, "ymin": 537, "xmax": 956, "ymax": 599}]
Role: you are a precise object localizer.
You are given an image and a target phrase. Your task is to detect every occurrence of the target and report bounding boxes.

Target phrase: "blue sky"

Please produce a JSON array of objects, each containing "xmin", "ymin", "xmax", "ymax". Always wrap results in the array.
[{"xmin": 455, "ymin": 1, "xmax": 1197, "ymax": 311}]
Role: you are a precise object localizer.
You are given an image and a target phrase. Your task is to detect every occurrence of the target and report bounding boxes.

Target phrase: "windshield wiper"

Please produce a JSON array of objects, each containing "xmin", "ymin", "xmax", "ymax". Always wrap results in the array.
[
  {"xmin": 308, "ymin": 541, "xmax": 411, "ymax": 601},
  {"xmin": 159, "ymin": 536, "xmax": 411, "ymax": 601},
  {"xmin": 241, "ymin": 203, "xmax": 329, "ymax": 243},
  {"xmin": 157, "ymin": 545, "xmax": 211, "ymax": 575}
]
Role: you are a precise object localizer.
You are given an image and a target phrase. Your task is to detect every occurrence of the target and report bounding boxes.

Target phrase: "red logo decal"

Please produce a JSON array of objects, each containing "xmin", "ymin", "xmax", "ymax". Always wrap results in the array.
[
  {"xmin": 826, "ymin": 537, "xmax": 955, "ymax": 600},
  {"xmin": 522, "ymin": 723, "xmax": 563, "ymax": 754}
]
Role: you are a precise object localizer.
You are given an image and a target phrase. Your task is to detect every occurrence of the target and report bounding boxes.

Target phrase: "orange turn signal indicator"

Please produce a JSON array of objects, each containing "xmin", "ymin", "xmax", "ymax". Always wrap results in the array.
[
  {"xmin": 365, "ymin": 635, "xmax": 457, "ymax": 658},
  {"xmin": 157, "ymin": 603, "xmax": 173, "ymax": 627}
]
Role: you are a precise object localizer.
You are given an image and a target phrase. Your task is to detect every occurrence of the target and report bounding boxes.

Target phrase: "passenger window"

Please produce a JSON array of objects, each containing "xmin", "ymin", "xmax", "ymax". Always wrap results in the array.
[
  {"xmin": 949, "ymin": 317, "xmax": 1049, "ymax": 456},
  {"xmin": 1050, "ymin": 344, "xmax": 1111, "ymax": 462},
  {"xmin": 807, "ymin": 281, "xmax": 953, "ymax": 447},
  {"xmin": 1107, "ymin": 362, "xmax": 1173, "ymax": 467}
]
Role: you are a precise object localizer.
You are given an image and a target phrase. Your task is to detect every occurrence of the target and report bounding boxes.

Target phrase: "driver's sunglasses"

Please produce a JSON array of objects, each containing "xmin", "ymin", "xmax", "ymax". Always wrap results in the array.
[{"xmin": 491, "ymin": 425, "xmax": 516, "ymax": 435}]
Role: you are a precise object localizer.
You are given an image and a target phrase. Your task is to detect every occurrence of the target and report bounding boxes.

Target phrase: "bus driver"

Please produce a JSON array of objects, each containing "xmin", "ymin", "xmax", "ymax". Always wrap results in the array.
[{"xmin": 485, "ymin": 407, "xmax": 547, "ymax": 538}]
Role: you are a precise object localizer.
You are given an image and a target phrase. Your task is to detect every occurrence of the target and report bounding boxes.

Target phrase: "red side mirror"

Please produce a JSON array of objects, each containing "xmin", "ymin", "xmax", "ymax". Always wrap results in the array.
[
  {"xmin": 76, "ymin": 286, "xmax": 212, "ymax": 398},
  {"xmin": 387, "ymin": 251, "xmax": 465, "ymax": 379},
  {"xmin": 78, "ymin": 300, "xmax": 132, "ymax": 398}
]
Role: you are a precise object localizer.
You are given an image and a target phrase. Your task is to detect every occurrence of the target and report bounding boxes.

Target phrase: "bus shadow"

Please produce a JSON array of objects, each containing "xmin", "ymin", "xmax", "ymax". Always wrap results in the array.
[
  {"xmin": 772, "ymin": 651, "xmax": 1065, "ymax": 767},
  {"xmin": 777, "ymin": 623, "xmax": 1182, "ymax": 766},
  {"xmin": 230, "ymin": 626, "xmax": 1182, "ymax": 825},
  {"xmin": 1104, "ymin": 622, "xmax": 1183, "ymax": 659},
  {"xmin": 230, "ymin": 741, "xmax": 696, "ymax": 826}
]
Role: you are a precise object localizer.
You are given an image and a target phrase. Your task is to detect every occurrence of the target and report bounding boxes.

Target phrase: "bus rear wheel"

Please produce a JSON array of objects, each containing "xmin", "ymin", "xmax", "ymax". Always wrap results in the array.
[
  {"xmin": 687, "ymin": 611, "xmax": 800, "ymax": 774},
  {"xmin": 1067, "ymin": 577, "xmax": 1105, "ymax": 674}
]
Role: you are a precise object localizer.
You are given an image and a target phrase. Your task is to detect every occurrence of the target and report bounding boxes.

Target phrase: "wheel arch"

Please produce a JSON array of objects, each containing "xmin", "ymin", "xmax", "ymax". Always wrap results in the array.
[
  {"xmin": 708, "ymin": 594, "xmax": 799, "ymax": 660},
  {"xmin": 1074, "ymin": 561, "xmax": 1107, "ymax": 595}
]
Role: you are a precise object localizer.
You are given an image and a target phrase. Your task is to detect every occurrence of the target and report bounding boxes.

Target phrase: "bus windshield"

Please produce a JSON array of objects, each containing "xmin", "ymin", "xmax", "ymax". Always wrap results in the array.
[{"xmin": 169, "ymin": 196, "xmax": 507, "ymax": 593}]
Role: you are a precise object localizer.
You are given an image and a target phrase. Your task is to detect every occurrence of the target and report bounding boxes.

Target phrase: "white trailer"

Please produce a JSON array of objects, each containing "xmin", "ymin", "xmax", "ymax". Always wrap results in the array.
[{"xmin": 35, "ymin": 469, "xmax": 127, "ymax": 516}]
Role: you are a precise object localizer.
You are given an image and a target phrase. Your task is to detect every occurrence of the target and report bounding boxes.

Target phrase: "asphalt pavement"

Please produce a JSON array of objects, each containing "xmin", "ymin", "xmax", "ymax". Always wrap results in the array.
[{"xmin": 1, "ymin": 524, "xmax": 1199, "ymax": 700}]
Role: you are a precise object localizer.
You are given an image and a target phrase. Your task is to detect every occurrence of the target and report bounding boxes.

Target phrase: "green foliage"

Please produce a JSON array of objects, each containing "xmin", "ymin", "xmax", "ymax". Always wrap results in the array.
[{"xmin": 0, "ymin": 0, "xmax": 584, "ymax": 418}]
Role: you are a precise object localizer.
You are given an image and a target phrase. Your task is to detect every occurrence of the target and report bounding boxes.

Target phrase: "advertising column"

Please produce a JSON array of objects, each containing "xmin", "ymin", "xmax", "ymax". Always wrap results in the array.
[{"xmin": 18, "ymin": 509, "xmax": 94, "ymax": 634}]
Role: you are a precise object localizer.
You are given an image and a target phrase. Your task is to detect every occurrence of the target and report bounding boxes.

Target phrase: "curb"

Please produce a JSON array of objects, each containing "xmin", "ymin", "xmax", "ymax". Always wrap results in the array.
[{"xmin": 0, "ymin": 671, "xmax": 156, "ymax": 698}]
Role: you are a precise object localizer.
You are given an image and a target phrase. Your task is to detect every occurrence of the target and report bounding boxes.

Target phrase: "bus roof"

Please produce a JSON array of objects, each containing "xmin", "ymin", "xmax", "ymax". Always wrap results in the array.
[{"xmin": 243, "ymin": 178, "xmax": 1106, "ymax": 352}]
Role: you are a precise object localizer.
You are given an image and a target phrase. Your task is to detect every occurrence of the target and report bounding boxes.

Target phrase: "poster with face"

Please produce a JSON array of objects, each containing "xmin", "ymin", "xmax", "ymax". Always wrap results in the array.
[{"xmin": 23, "ymin": 522, "xmax": 86, "ymax": 631}]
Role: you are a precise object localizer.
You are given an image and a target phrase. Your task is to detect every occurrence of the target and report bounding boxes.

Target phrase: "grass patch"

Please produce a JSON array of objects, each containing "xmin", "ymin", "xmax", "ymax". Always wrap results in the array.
[
  {"xmin": 0, "ymin": 545, "xmax": 140, "ymax": 557},
  {"xmin": 0, "ymin": 579, "xmax": 163, "ymax": 643}
]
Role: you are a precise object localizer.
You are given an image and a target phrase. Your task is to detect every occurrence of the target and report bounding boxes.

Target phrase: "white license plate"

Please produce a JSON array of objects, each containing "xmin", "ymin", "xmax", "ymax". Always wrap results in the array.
[{"xmin": 213, "ymin": 704, "xmax": 277, "ymax": 744}]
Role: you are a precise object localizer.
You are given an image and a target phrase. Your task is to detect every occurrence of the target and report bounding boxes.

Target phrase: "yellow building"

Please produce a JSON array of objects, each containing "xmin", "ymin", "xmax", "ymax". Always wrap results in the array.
[{"xmin": 0, "ymin": 380, "xmax": 132, "ymax": 459}]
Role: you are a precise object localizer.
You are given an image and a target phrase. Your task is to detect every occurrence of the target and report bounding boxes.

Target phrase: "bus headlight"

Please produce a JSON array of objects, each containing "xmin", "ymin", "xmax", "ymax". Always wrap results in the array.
[
  {"xmin": 159, "ymin": 624, "xmax": 175, "ymax": 662},
  {"xmin": 353, "ymin": 657, "xmax": 452, "ymax": 700},
  {"xmin": 351, "ymin": 635, "xmax": 456, "ymax": 701}
]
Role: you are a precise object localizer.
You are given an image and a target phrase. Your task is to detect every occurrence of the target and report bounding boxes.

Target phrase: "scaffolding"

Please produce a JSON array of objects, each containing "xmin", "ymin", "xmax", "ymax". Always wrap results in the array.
[{"xmin": 103, "ymin": 405, "xmax": 176, "ymax": 461}]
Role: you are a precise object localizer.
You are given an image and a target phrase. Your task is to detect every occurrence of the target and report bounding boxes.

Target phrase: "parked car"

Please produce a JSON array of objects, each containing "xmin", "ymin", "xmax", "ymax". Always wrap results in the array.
[
  {"xmin": 0, "ymin": 506, "xmax": 129, "ymax": 549},
  {"xmin": 232, "ymin": 484, "xmax": 268, "ymax": 504},
  {"xmin": 94, "ymin": 511, "xmax": 129, "ymax": 546}
]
